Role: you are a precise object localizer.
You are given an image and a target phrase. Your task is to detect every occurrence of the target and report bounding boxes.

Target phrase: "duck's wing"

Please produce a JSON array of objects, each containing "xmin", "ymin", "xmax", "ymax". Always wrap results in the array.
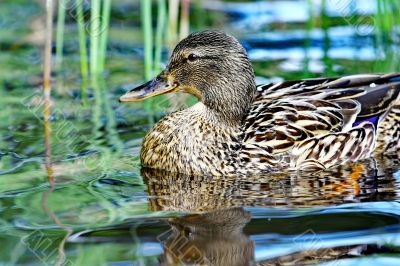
[
  {"xmin": 240, "ymin": 74, "xmax": 400, "ymax": 172},
  {"xmin": 255, "ymin": 73, "xmax": 400, "ymax": 104}
]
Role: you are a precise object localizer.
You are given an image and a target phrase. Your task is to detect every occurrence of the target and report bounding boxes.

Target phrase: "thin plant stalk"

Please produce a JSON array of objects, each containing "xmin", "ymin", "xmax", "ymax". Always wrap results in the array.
[
  {"xmin": 169, "ymin": 0, "xmax": 190, "ymax": 110},
  {"xmin": 55, "ymin": 0, "xmax": 66, "ymax": 71},
  {"xmin": 141, "ymin": 0, "xmax": 154, "ymax": 123},
  {"xmin": 90, "ymin": 0, "xmax": 101, "ymax": 80},
  {"xmin": 167, "ymin": 0, "xmax": 179, "ymax": 50},
  {"xmin": 154, "ymin": 0, "xmax": 166, "ymax": 73},
  {"xmin": 99, "ymin": 0, "xmax": 112, "ymax": 73},
  {"xmin": 44, "ymin": 0, "xmax": 55, "ymax": 188},
  {"xmin": 141, "ymin": 0, "xmax": 153, "ymax": 80},
  {"xmin": 179, "ymin": 0, "xmax": 190, "ymax": 40},
  {"xmin": 76, "ymin": 0, "xmax": 89, "ymax": 104},
  {"xmin": 382, "ymin": 0, "xmax": 393, "ymax": 34},
  {"xmin": 392, "ymin": 0, "xmax": 400, "ymax": 20}
]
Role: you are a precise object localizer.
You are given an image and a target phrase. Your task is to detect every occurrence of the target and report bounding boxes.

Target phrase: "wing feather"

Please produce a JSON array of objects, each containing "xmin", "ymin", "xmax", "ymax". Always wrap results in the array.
[{"xmin": 240, "ymin": 73, "xmax": 400, "ymax": 171}]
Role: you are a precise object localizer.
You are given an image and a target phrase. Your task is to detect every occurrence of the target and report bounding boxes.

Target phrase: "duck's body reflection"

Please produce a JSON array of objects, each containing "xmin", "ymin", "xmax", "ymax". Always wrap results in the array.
[
  {"xmin": 141, "ymin": 159, "xmax": 398, "ymax": 265},
  {"xmin": 158, "ymin": 208, "xmax": 254, "ymax": 266},
  {"xmin": 144, "ymin": 159, "xmax": 396, "ymax": 212}
]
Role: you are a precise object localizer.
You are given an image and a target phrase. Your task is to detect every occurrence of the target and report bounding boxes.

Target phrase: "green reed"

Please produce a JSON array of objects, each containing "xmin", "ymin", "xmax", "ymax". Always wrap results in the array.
[
  {"xmin": 53, "ymin": 0, "xmax": 189, "ymax": 110},
  {"xmin": 154, "ymin": 0, "xmax": 167, "ymax": 73},
  {"xmin": 164, "ymin": 0, "xmax": 191, "ymax": 110},
  {"xmin": 141, "ymin": 0, "xmax": 153, "ymax": 80},
  {"xmin": 44, "ymin": 0, "xmax": 55, "ymax": 188},
  {"xmin": 76, "ymin": 0, "xmax": 89, "ymax": 104},
  {"xmin": 99, "ymin": 0, "xmax": 112, "ymax": 73},
  {"xmin": 56, "ymin": 0, "xmax": 66, "ymax": 71},
  {"xmin": 90, "ymin": 0, "xmax": 100, "ymax": 78},
  {"xmin": 179, "ymin": 0, "xmax": 190, "ymax": 40},
  {"xmin": 375, "ymin": 0, "xmax": 400, "ymax": 44},
  {"xmin": 140, "ymin": 0, "xmax": 156, "ymax": 123},
  {"xmin": 167, "ymin": 0, "xmax": 179, "ymax": 50},
  {"xmin": 78, "ymin": 0, "xmax": 111, "ymax": 102}
]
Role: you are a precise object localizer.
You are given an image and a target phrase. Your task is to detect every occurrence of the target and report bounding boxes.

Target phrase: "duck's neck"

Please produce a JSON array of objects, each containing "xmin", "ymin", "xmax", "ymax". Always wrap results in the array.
[
  {"xmin": 201, "ymin": 84, "xmax": 256, "ymax": 127},
  {"xmin": 193, "ymin": 102, "xmax": 246, "ymax": 129}
]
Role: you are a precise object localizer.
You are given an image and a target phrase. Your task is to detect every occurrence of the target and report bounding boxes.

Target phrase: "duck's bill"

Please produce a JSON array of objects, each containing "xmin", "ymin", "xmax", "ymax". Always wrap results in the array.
[{"xmin": 119, "ymin": 76, "xmax": 179, "ymax": 102}]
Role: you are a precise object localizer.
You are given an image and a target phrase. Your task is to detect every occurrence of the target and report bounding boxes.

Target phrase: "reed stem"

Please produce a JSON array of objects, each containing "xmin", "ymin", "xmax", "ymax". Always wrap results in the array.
[
  {"xmin": 167, "ymin": 0, "xmax": 179, "ymax": 50},
  {"xmin": 76, "ymin": 0, "xmax": 89, "ymax": 104},
  {"xmin": 179, "ymin": 0, "xmax": 190, "ymax": 40},
  {"xmin": 154, "ymin": 0, "xmax": 166, "ymax": 73},
  {"xmin": 141, "ymin": 0, "xmax": 153, "ymax": 80},
  {"xmin": 99, "ymin": 0, "xmax": 112, "ymax": 73},
  {"xmin": 55, "ymin": 0, "xmax": 66, "ymax": 71},
  {"xmin": 141, "ymin": 0, "xmax": 155, "ymax": 124},
  {"xmin": 44, "ymin": 0, "xmax": 55, "ymax": 188},
  {"xmin": 90, "ymin": 0, "xmax": 101, "ymax": 79}
]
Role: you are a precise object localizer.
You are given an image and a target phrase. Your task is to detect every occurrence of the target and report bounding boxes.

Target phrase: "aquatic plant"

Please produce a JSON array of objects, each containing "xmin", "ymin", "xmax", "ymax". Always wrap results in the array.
[
  {"xmin": 44, "ymin": 0, "xmax": 54, "ymax": 187},
  {"xmin": 55, "ymin": 0, "xmax": 66, "ymax": 72},
  {"xmin": 154, "ymin": 0, "xmax": 167, "ymax": 73},
  {"xmin": 76, "ymin": 0, "xmax": 89, "ymax": 103},
  {"xmin": 138, "ymin": 0, "xmax": 192, "ymax": 120},
  {"xmin": 140, "ymin": 0, "xmax": 155, "ymax": 123},
  {"xmin": 90, "ymin": 0, "xmax": 100, "ymax": 78},
  {"xmin": 98, "ymin": 0, "xmax": 112, "ymax": 74},
  {"xmin": 375, "ymin": 0, "xmax": 400, "ymax": 45}
]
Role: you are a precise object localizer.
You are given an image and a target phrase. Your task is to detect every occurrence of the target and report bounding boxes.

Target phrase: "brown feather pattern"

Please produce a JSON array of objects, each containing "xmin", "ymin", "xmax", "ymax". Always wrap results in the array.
[
  {"xmin": 141, "ymin": 73, "xmax": 400, "ymax": 176},
  {"xmin": 134, "ymin": 32, "xmax": 400, "ymax": 176}
]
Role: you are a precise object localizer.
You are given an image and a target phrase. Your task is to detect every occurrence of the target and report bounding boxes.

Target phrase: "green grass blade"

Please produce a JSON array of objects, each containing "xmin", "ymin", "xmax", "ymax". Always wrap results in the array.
[
  {"xmin": 141, "ymin": 0, "xmax": 153, "ymax": 80},
  {"xmin": 179, "ymin": 0, "xmax": 190, "ymax": 40},
  {"xmin": 141, "ymin": 0, "xmax": 154, "ymax": 124},
  {"xmin": 90, "ymin": 0, "xmax": 101, "ymax": 80},
  {"xmin": 99, "ymin": 0, "xmax": 112, "ymax": 73},
  {"xmin": 76, "ymin": 0, "xmax": 89, "ymax": 104},
  {"xmin": 55, "ymin": 0, "xmax": 66, "ymax": 72},
  {"xmin": 167, "ymin": 0, "xmax": 179, "ymax": 50},
  {"xmin": 154, "ymin": 0, "xmax": 166, "ymax": 73}
]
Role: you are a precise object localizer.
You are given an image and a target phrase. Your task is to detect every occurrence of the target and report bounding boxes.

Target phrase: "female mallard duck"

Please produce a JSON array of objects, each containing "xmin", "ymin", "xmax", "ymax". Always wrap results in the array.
[{"xmin": 120, "ymin": 30, "xmax": 400, "ymax": 176}]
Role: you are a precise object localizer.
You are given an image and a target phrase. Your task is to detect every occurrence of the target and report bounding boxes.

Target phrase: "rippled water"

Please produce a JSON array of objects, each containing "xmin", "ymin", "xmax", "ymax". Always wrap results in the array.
[{"xmin": 1, "ymin": 0, "xmax": 400, "ymax": 265}]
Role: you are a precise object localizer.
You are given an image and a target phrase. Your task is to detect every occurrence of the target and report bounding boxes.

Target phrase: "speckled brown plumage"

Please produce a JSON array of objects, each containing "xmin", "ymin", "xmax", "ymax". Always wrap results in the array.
[
  {"xmin": 141, "ymin": 103, "xmax": 240, "ymax": 176},
  {"xmin": 121, "ymin": 31, "xmax": 400, "ymax": 176}
]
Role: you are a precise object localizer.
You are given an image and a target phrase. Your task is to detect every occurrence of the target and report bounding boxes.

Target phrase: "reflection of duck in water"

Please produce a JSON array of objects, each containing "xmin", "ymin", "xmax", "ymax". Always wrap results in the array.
[
  {"xmin": 143, "ymin": 161, "xmax": 397, "ymax": 212},
  {"xmin": 158, "ymin": 208, "xmax": 254, "ymax": 266},
  {"xmin": 143, "ymin": 168, "xmax": 254, "ymax": 265},
  {"xmin": 142, "ymin": 167, "xmax": 398, "ymax": 266},
  {"xmin": 121, "ymin": 30, "xmax": 400, "ymax": 176}
]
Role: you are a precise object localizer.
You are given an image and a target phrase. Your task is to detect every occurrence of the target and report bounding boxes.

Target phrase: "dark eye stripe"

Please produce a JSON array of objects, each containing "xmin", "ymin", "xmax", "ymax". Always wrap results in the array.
[{"xmin": 201, "ymin": 55, "xmax": 220, "ymax": 60}]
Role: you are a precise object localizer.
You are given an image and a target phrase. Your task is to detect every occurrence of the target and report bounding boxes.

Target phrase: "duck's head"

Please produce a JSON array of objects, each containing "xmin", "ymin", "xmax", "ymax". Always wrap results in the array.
[{"xmin": 120, "ymin": 30, "xmax": 256, "ymax": 125}]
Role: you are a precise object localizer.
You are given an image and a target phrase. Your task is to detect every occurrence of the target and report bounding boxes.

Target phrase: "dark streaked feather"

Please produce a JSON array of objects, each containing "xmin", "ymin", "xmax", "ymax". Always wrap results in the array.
[{"xmin": 240, "ymin": 73, "xmax": 400, "ymax": 172}]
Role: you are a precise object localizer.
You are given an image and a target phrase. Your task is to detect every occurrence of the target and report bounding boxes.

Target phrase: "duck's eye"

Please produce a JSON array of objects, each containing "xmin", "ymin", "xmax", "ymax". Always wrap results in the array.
[{"xmin": 187, "ymin": 53, "xmax": 198, "ymax": 62}]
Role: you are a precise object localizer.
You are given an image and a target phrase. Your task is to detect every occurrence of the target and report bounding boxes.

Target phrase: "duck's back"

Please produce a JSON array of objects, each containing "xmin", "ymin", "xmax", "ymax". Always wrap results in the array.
[{"xmin": 240, "ymin": 73, "xmax": 400, "ymax": 172}]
